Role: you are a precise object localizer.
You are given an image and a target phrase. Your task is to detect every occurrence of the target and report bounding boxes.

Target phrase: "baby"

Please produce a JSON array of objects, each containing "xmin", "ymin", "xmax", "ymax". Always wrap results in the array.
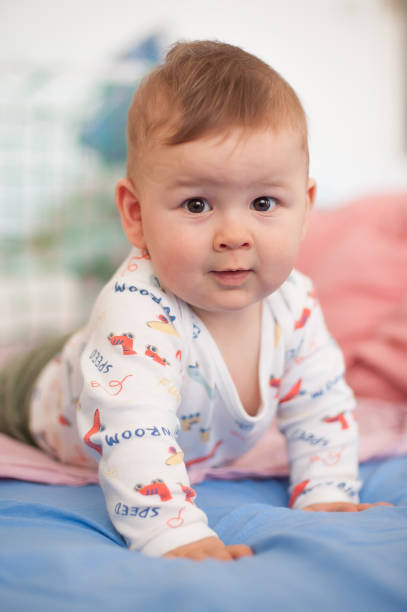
[{"xmin": 15, "ymin": 40, "xmax": 385, "ymax": 561}]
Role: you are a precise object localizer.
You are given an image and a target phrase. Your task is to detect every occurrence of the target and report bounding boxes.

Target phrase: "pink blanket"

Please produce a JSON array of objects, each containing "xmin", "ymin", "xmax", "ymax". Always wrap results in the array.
[
  {"xmin": 1, "ymin": 397, "xmax": 407, "ymax": 485},
  {"xmin": 1, "ymin": 192, "xmax": 407, "ymax": 486},
  {"xmin": 297, "ymin": 192, "xmax": 407, "ymax": 402}
]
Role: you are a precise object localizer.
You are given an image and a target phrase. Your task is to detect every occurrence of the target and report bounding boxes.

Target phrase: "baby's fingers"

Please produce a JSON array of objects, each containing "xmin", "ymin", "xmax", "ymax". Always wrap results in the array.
[
  {"xmin": 357, "ymin": 502, "xmax": 393, "ymax": 511},
  {"xmin": 226, "ymin": 544, "xmax": 253, "ymax": 559},
  {"xmin": 164, "ymin": 547, "xmax": 233, "ymax": 561}
]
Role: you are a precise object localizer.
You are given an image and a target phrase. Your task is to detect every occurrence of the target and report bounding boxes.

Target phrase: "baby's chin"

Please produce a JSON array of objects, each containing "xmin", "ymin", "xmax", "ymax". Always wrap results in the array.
[{"xmin": 188, "ymin": 295, "xmax": 265, "ymax": 320}]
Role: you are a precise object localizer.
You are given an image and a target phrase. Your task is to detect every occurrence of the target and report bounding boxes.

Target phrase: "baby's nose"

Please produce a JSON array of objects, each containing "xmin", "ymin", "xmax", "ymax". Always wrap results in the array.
[{"xmin": 213, "ymin": 223, "xmax": 252, "ymax": 251}]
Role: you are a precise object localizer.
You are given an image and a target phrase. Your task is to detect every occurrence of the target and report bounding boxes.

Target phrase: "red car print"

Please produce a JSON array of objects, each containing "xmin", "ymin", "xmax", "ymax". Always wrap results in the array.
[
  {"xmin": 145, "ymin": 345, "xmax": 170, "ymax": 366},
  {"xmin": 108, "ymin": 332, "xmax": 137, "ymax": 355},
  {"xmin": 135, "ymin": 479, "xmax": 173, "ymax": 502},
  {"xmin": 178, "ymin": 483, "xmax": 196, "ymax": 504}
]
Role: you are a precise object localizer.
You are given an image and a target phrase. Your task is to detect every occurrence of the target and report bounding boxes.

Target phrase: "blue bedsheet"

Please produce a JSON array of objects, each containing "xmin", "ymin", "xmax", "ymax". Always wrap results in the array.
[{"xmin": 1, "ymin": 456, "xmax": 406, "ymax": 612}]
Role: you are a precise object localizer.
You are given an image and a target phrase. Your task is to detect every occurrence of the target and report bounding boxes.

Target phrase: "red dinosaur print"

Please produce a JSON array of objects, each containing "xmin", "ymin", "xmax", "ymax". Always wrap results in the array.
[
  {"xmin": 83, "ymin": 408, "xmax": 103, "ymax": 455},
  {"xmin": 289, "ymin": 479, "xmax": 310, "ymax": 508},
  {"xmin": 135, "ymin": 479, "xmax": 172, "ymax": 502},
  {"xmin": 108, "ymin": 332, "xmax": 137, "ymax": 355},
  {"xmin": 280, "ymin": 379, "xmax": 302, "ymax": 404},
  {"xmin": 323, "ymin": 412, "xmax": 350, "ymax": 430},
  {"xmin": 145, "ymin": 345, "xmax": 170, "ymax": 366},
  {"xmin": 294, "ymin": 308, "xmax": 311, "ymax": 330}
]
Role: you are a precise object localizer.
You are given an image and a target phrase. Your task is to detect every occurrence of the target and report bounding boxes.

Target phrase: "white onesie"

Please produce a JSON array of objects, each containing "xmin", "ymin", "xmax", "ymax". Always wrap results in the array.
[{"xmin": 30, "ymin": 247, "xmax": 360, "ymax": 556}]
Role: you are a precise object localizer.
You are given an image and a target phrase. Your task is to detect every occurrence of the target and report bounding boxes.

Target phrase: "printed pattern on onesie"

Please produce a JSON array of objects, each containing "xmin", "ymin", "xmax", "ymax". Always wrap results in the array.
[
  {"xmin": 76, "ymin": 249, "xmax": 218, "ymax": 557},
  {"xmin": 29, "ymin": 249, "xmax": 361, "ymax": 555},
  {"xmin": 273, "ymin": 271, "xmax": 361, "ymax": 509}
]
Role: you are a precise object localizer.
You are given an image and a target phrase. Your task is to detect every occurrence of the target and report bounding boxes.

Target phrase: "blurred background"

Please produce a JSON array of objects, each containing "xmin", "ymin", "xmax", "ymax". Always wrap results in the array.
[{"xmin": 1, "ymin": 0, "xmax": 406, "ymax": 358}]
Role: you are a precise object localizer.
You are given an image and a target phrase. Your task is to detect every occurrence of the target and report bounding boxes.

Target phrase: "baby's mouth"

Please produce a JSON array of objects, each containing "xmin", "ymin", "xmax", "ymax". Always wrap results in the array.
[{"xmin": 210, "ymin": 269, "xmax": 251, "ymax": 286}]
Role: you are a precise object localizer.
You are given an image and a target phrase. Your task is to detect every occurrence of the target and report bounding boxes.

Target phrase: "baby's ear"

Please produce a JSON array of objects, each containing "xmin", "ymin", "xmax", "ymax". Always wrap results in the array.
[
  {"xmin": 301, "ymin": 178, "xmax": 317, "ymax": 240},
  {"xmin": 115, "ymin": 178, "xmax": 147, "ymax": 249}
]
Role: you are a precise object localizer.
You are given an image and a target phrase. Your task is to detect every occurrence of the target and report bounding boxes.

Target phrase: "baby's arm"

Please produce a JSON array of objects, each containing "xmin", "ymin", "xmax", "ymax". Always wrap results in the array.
[
  {"xmin": 77, "ymin": 281, "xmax": 219, "ymax": 556},
  {"xmin": 277, "ymin": 275, "xmax": 362, "ymax": 510},
  {"xmin": 278, "ymin": 277, "xmax": 393, "ymax": 513}
]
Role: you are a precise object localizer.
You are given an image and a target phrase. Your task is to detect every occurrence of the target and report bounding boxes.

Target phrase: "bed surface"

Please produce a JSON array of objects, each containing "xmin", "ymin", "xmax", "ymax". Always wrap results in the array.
[{"xmin": 1, "ymin": 455, "xmax": 406, "ymax": 612}]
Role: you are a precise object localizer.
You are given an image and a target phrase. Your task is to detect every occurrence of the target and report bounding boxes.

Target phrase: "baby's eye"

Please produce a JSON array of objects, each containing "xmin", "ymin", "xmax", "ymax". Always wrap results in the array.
[
  {"xmin": 250, "ymin": 196, "xmax": 277, "ymax": 212},
  {"xmin": 182, "ymin": 198, "xmax": 211, "ymax": 214}
]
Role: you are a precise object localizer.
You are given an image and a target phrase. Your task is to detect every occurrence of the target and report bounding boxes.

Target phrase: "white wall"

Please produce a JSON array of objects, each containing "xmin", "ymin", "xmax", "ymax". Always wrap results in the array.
[{"xmin": 1, "ymin": 0, "xmax": 406, "ymax": 205}]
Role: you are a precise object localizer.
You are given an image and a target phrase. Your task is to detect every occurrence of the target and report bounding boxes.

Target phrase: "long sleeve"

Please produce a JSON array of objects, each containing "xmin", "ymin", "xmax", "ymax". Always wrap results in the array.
[
  {"xmin": 76, "ymin": 266, "xmax": 216, "ymax": 556},
  {"xmin": 276, "ymin": 273, "xmax": 361, "ymax": 509}
]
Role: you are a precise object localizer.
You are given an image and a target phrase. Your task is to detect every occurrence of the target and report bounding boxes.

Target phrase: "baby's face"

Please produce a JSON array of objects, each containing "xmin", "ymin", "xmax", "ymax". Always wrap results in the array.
[{"xmin": 124, "ymin": 127, "xmax": 315, "ymax": 318}]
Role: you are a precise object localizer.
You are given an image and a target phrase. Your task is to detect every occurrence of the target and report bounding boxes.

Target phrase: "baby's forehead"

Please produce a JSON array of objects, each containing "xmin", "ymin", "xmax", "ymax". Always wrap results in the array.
[
  {"xmin": 135, "ymin": 125, "xmax": 308, "ymax": 189},
  {"xmin": 150, "ymin": 124, "xmax": 305, "ymax": 157},
  {"xmin": 129, "ymin": 121, "xmax": 308, "ymax": 185}
]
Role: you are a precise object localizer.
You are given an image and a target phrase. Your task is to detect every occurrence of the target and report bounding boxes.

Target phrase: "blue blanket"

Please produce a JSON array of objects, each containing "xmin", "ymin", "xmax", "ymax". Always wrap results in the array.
[{"xmin": 1, "ymin": 456, "xmax": 406, "ymax": 612}]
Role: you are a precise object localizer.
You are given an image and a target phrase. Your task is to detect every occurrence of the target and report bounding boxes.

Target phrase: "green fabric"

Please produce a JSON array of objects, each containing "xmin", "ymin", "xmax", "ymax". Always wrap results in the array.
[{"xmin": 0, "ymin": 335, "xmax": 70, "ymax": 446}]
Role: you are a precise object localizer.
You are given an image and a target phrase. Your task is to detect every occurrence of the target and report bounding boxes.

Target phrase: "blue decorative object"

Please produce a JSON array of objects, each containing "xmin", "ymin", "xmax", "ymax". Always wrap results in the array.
[{"xmin": 79, "ymin": 33, "xmax": 162, "ymax": 165}]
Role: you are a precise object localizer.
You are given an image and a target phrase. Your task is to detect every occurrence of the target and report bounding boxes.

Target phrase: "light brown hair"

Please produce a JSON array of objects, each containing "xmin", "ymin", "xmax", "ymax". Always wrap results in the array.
[{"xmin": 127, "ymin": 40, "xmax": 308, "ymax": 177}]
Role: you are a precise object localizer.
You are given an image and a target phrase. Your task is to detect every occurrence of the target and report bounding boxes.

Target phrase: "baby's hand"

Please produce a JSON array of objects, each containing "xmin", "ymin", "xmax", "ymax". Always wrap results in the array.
[
  {"xmin": 302, "ymin": 501, "xmax": 393, "ymax": 512},
  {"xmin": 163, "ymin": 536, "xmax": 253, "ymax": 562}
]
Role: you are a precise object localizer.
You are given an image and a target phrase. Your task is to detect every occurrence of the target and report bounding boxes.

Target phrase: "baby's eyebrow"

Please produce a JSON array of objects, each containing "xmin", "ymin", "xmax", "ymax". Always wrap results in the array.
[
  {"xmin": 170, "ymin": 176, "xmax": 286, "ymax": 190},
  {"xmin": 171, "ymin": 176, "xmax": 220, "ymax": 188},
  {"xmin": 253, "ymin": 180, "xmax": 286, "ymax": 189}
]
